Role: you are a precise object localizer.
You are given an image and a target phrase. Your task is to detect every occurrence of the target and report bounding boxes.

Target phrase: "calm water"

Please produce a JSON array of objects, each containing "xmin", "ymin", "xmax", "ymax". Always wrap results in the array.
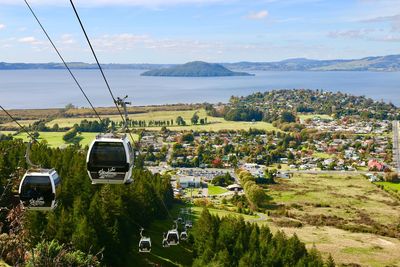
[{"xmin": 0, "ymin": 69, "xmax": 399, "ymax": 109}]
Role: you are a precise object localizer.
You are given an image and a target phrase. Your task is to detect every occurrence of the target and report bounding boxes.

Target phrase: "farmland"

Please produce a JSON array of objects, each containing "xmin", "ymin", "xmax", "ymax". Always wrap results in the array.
[
  {"xmin": 172, "ymin": 172, "xmax": 400, "ymax": 266},
  {"xmin": 266, "ymin": 173, "xmax": 400, "ymax": 266},
  {"xmin": 47, "ymin": 109, "xmax": 278, "ymax": 132}
]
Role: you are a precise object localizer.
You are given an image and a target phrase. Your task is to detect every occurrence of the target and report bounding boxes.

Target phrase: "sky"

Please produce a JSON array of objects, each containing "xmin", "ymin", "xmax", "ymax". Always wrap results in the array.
[{"xmin": 0, "ymin": 0, "xmax": 399, "ymax": 63}]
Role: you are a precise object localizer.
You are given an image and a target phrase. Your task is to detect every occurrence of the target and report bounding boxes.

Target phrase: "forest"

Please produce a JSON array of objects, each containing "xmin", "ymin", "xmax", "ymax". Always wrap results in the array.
[
  {"xmin": 0, "ymin": 139, "xmax": 331, "ymax": 266},
  {"xmin": 0, "ymin": 139, "xmax": 174, "ymax": 266},
  {"xmin": 192, "ymin": 208, "xmax": 334, "ymax": 267}
]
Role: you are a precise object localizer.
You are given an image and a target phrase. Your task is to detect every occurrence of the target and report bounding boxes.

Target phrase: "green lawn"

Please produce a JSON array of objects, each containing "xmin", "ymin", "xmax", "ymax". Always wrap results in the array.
[
  {"xmin": 6, "ymin": 131, "xmax": 139, "ymax": 148},
  {"xmin": 313, "ymin": 152, "xmax": 334, "ymax": 159},
  {"xmin": 191, "ymin": 207, "xmax": 258, "ymax": 221},
  {"xmin": 298, "ymin": 114, "xmax": 333, "ymax": 120},
  {"xmin": 207, "ymin": 185, "xmax": 229, "ymax": 195},
  {"xmin": 47, "ymin": 109, "xmax": 279, "ymax": 132},
  {"xmin": 9, "ymin": 132, "xmax": 98, "ymax": 148},
  {"xmin": 0, "ymin": 130, "xmax": 16, "ymax": 135},
  {"xmin": 376, "ymin": 181, "xmax": 400, "ymax": 192}
]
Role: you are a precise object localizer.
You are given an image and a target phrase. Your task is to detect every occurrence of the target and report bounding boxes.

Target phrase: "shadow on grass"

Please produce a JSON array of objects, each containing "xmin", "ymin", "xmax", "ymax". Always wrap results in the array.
[{"xmin": 65, "ymin": 136, "xmax": 83, "ymax": 145}]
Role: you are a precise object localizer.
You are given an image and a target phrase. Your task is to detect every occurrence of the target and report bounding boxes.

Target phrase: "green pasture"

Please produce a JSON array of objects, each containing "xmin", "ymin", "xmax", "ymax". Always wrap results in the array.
[{"xmin": 47, "ymin": 109, "xmax": 279, "ymax": 132}]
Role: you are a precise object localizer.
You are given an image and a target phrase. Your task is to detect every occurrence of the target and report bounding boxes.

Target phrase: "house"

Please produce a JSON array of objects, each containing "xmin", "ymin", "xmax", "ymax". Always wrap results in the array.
[
  {"xmin": 368, "ymin": 159, "xmax": 387, "ymax": 171},
  {"xmin": 179, "ymin": 177, "xmax": 202, "ymax": 188},
  {"xmin": 227, "ymin": 184, "xmax": 243, "ymax": 191}
]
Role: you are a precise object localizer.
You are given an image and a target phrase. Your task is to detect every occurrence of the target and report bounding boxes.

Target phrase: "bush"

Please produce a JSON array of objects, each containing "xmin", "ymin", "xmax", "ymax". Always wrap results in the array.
[
  {"xmin": 384, "ymin": 172, "xmax": 399, "ymax": 182},
  {"xmin": 62, "ymin": 127, "xmax": 78, "ymax": 142}
]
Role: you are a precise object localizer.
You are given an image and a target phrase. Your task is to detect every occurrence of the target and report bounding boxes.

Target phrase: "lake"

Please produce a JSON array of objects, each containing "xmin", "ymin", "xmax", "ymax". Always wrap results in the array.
[{"xmin": 0, "ymin": 69, "xmax": 399, "ymax": 109}]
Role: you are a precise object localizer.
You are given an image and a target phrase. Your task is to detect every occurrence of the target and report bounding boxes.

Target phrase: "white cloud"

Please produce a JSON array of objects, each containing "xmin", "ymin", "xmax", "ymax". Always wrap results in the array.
[
  {"xmin": 246, "ymin": 10, "xmax": 269, "ymax": 20},
  {"xmin": 60, "ymin": 34, "xmax": 76, "ymax": 45},
  {"xmin": 328, "ymin": 29, "xmax": 375, "ymax": 39},
  {"xmin": 18, "ymin": 36, "xmax": 36, "ymax": 43},
  {"xmin": 328, "ymin": 28, "xmax": 400, "ymax": 43},
  {"xmin": 0, "ymin": 24, "xmax": 5, "ymax": 30},
  {"xmin": 18, "ymin": 36, "xmax": 44, "ymax": 45},
  {"xmin": 92, "ymin": 33, "xmax": 151, "ymax": 51}
]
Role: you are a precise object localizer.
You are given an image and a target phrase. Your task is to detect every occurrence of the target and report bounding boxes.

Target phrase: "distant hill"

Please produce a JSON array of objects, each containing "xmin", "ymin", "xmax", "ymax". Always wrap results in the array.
[
  {"xmin": 1, "ymin": 54, "xmax": 399, "ymax": 71},
  {"xmin": 141, "ymin": 61, "xmax": 253, "ymax": 77},
  {"xmin": 223, "ymin": 55, "xmax": 400, "ymax": 71}
]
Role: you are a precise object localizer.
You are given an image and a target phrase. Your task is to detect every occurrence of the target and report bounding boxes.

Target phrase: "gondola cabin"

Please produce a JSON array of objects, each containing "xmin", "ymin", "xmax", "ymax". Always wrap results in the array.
[
  {"xmin": 18, "ymin": 169, "xmax": 60, "ymax": 211},
  {"xmin": 166, "ymin": 229, "xmax": 179, "ymax": 246},
  {"xmin": 180, "ymin": 231, "xmax": 188, "ymax": 241},
  {"xmin": 185, "ymin": 220, "xmax": 193, "ymax": 229},
  {"xmin": 87, "ymin": 133, "xmax": 134, "ymax": 184},
  {"xmin": 139, "ymin": 237, "xmax": 151, "ymax": 253}
]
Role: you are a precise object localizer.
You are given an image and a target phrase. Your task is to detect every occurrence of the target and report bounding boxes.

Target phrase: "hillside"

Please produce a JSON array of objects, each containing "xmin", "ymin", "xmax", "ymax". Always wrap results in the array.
[
  {"xmin": 1, "ymin": 54, "xmax": 399, "ymax": 71},
  {"xmin": 224, "ymin": 54, "xmax": 400, "ymax": 71},
  {"xmin": 141, "ymin": 61, "xmax": 253, "ymax": 77}
]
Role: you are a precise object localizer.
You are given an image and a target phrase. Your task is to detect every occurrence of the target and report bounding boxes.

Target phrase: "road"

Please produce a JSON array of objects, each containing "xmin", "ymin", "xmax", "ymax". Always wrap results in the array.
[
  {"xmin": 393, "ymin": 120, "xmax": 400, "ymax": 173},
  {"xmin": 285, "ymin": 170, "xmax": 369, "ymax": 175}
]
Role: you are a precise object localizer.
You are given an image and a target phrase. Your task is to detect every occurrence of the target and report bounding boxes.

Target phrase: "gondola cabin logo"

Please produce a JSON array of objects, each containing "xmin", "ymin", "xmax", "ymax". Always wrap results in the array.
[
  {"xmin": 29, "ymin": 197, "xmax": 45, "ymax": 207},
  {"xmin": 98, "ymin": 167, "xmax": 117, "ymax": 179}
]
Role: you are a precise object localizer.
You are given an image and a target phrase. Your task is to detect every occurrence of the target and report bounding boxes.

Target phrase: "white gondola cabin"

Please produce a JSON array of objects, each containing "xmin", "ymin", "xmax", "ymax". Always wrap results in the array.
[
  {"xmin": 180, "ymin": 230, "xmax": 188, "ymax": 241},
  {"xmin": 139, "ymin": 228, "xmax": 151, "ymax": 253},
  {"xmin": 139, "ymin": 237, "xmax": 151, "ymax": 253},
  {"xmin": 18, "ymin": 168, "xmax": 60, "ymax": 211},
  {"xmin": 166, "ymin": 229, "xmax": 179, "ymax": 246},
  {"xmin": 185, "ymin": 220, "xmax": 193, "ymax": 229},
  {"xmin": 87, "ymin": 133, "xmax": 134, "ymax": 184}
]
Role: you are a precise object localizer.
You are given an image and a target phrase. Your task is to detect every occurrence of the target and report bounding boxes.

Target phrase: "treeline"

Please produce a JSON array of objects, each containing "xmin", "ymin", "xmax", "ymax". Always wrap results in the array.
[
  {"xmin": 0, "ymin": 119, "xmax": 112, "ymax": 133},
  {"xmin": 192, "ymin": 208, "xmax": 334, "ymax": 267},
  {"xmin": 0, "ymin": 139, "xmax": 174, "ymax": 266},
  {"xmin": 223, "ymin": 106, "xmax": 263, "ymax": 122},
  {"xmin": 237, "ymin": 170, "xmax": 268, "ymax": 210}
]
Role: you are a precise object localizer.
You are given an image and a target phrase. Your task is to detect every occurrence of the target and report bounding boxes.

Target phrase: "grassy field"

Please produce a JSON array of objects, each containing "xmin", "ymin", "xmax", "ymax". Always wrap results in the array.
[
  {"xmin": 267, "ymin": 173, "xmax": 400, "ymax": 266},
  {"xmin": 313, "ymin": 152, "xmax": 335, "ymax": 159},
  {"xmin": 5, "ymin": 132, "xmax": 97, "ymax": 148},
  {"xmin": 0, "ymin": 119, "xmax": 38, "ymax": 128},
  {"xmin": 2, "ymin": 131, "xmax": 139, "ymax": 148},
  {"xmin": 298, "ymin": 114, "xmax": 333, "ymax": 120},
  {"xmin": 0, "ymin": 130, "xmax": 16, "ymax": 135},
  {"xmin": 376, "ymin": 181, "xmax": 400, "ymax": 193},
  {"xmin": 47, "ymin": 109, "xmax": 279, "ymax": 132},
  {"xmin": 192, "ymin": 206, "xmax": 258, "ymax": 221},
  {"xmin": 207, "ymin": 185, "xmax": 229, "ymax": 196}
]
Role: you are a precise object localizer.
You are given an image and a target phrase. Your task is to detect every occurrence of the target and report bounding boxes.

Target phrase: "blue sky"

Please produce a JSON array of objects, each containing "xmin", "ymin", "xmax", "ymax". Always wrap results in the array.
[{"xmin": 0, "ymin": 0, "xmax": 399, "ymax": 63}]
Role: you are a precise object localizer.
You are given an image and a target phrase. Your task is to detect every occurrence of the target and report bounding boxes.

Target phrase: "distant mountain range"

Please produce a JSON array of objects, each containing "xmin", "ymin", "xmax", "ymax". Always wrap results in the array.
[
  {"xmin": 1, "ymin": 54, "xmax": 399, "ymax": 71},
  {"xmin": 223, "ymin": 55, "xmax": 400, "ymax": 71},
  {"xmin": 141, "ymin": 61, "xmax": 253, "ymax": 77}
]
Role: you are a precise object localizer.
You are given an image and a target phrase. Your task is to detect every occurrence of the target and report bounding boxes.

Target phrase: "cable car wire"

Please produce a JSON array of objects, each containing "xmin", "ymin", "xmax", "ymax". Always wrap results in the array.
[
  {"xmin": 69, "ymin": 0, "xmax": 136, "ymax": 142},
  {"xmin": 69, "ymin": 0, "xmax": 126, "ymax": 125},
  {"xmin": 23, "ymin": 0, "xmax": 103, "ymax": 123}
]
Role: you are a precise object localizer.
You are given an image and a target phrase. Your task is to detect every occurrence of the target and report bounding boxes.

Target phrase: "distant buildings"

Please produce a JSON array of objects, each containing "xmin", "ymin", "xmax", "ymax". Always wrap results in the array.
[{"xmin": 368, "ymin": 159, "xmax": 387, "ymax": 172}]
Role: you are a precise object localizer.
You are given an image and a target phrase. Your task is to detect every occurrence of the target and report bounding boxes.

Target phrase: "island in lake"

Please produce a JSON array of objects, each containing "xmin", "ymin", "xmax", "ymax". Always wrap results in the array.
[{"xmin": 140, "ymin": 61, "xmax": 254, "ymax": 77}]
